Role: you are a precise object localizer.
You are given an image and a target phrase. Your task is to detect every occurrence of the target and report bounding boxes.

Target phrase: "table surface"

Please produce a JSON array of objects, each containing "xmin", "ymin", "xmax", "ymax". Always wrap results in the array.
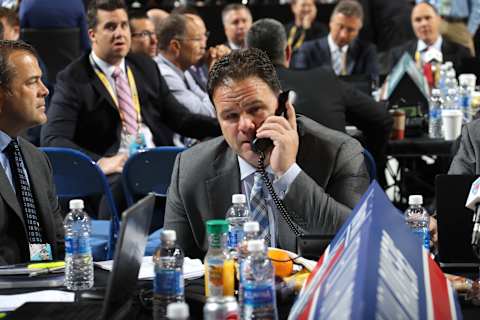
[{"xmin": 388, "ymin": 136, "xmax": 454, "ymax": 157}]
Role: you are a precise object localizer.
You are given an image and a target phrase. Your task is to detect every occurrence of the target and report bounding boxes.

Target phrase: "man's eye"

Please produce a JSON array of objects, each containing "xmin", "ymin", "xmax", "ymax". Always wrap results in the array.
[{"xmin": 224, "ymin": 113, "xmax": 239, "ymax": 121}]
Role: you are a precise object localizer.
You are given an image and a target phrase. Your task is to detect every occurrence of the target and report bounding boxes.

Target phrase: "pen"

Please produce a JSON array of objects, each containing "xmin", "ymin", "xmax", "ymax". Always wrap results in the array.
[{"xmin": 29, "ymin": 266, "xmax": 65, "ymax": 277}]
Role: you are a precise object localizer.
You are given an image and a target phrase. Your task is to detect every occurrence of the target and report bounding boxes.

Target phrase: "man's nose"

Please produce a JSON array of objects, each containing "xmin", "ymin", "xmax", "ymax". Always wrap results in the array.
[{"xmin": 238, "ymin": 114, "xmax": 255, "ymax": 132}]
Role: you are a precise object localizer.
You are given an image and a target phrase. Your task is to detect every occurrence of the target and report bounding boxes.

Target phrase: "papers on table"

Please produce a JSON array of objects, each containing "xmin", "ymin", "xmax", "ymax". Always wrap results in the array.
[
  {"xmin": 0, "ymin": 290, "xmax": 74, "ymax": 312},
  {"xmin": 95, "ymin": 256, "xmax": 204, "ymax": 280}
]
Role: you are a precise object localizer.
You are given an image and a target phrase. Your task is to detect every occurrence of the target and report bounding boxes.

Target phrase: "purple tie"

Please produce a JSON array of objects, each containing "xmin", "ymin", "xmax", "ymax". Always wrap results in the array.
[{"xmin": 112, "ymin": 67, "xmax": 138, "ymax": 135}]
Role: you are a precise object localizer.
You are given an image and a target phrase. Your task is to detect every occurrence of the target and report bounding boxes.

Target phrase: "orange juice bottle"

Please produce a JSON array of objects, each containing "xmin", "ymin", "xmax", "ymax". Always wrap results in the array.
[{"xmin": 204, "ymin": 220, "xmax": 234, "ymax": 297}]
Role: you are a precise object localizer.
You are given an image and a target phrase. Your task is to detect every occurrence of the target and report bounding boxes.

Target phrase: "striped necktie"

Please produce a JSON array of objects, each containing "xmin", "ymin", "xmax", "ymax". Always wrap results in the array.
[
  {"xmin": 332, "ymin": 47, "xmax": 345, "ymax": 75},
  {"xmin": 112, "ymin": 66, "xmax": 138, "ymax": 135},
  {"xmin": 250, "ymin": 172, "xmax": 271, "ymax": 246}
]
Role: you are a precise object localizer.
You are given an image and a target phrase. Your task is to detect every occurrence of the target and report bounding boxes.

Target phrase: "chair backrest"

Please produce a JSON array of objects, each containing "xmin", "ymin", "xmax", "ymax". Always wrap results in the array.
[
  {"xmin": 122, "ymin": 147, "xmax": 185, "ymax": 205},
  {"xmin": 41, "ymin": 147, "xmax": 119, "ymax": 258},
  {"xmin": 21, "ymin": 28, "xmax": 81, "ymax": 84},
  {"xmin": 362, "ymin": 148, "xmax": 376, "ymax": 182}
]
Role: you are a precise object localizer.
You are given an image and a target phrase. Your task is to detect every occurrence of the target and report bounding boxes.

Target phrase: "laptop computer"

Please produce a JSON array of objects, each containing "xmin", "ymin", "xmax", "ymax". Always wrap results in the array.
[
  {"xmin": 435, "ymin": 174, "xmax": 480, "ymax": 270},
  {"xmin": 8, "ymin": 193, "xmax": 155, "ymax": 320}
]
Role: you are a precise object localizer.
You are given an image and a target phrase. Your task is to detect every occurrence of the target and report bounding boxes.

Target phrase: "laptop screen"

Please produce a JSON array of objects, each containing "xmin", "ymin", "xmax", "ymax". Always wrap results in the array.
[
  {"xmin": 435, "ymin": 174, "xmax": 479, "ymax": 267},
  {"xmin": 101, "ymin": 194, "xmax": 155, "ymax": 319}
]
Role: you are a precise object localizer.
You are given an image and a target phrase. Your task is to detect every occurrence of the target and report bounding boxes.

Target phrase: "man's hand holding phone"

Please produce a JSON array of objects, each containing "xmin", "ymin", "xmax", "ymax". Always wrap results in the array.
[{"xmin": 255, "ymin": 99, "xmax": 299, "ymax": 176}]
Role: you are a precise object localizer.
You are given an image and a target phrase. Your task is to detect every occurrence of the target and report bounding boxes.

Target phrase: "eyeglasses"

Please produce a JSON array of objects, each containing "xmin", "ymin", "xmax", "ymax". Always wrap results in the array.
[
  {"xmin": 175, "ymin": 31, "xmax": 210, "ymax": 42},
  {"xmin": 131, "ymin": 30, "xmax": 156, "ymax": 39}
]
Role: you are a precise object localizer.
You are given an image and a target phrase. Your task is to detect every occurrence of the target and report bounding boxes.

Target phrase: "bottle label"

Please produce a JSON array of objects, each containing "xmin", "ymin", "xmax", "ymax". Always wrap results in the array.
[
  {"xmin": 64, "ymin": 236, "xmax": 91, "ymax": 255},
  {"xmin": 243, "ymin": 282, "xmax": 276, "ymax": 318},
  {"xmin": 429, "ymin": 108, "xmax": 440, "ymax": 119},
  {"xmin": 206, "ymin": 258, "xmax": 224, "ymax": 296},
  {"xmin": 228, "ymin": 229, "xmax": 244, "ymax": 249},
  {"xmin": 154, "ymin": 269, "xmax": 184, "ymax": 296}
]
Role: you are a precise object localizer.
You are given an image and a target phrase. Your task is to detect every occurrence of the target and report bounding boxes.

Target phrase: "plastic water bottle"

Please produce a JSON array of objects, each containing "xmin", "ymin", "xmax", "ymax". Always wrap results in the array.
[
  {"xmin": 166, "ymin": 302, "xmax": 189, "ymax": 320},
  {"xmin": 444, "ymin": 88, "xmax": 459, "ymax": 110},
  {"xmin": 459, "ymin": 83, "xmax": 472, "ymax": 123},
  {"xmin": 404, "ymin": 195, "xmax": 430, "ymax": 251},
  {"xmin": 64, "ymin": 199, "xmax": 94, "ymax": 291},
  {"xmin": 204, "ymin": 220, "xmax": 234, "ymax": 298},
  {"xmin": 429, "ymin": 89, "xmax": 443, "ymax": 139},
  {"xmin": 241, "ymin": 239, "xmax": 278, "ymax": 320},
  {"xmin": 153, "ymin": 230, "xmax": 185, "ymax": 320},
  {"xmin": 238, "ymin": 221, "xmax": 260, "ymax": 308},
  {"xmin": 226, "ymin": 194, "xmax": 250, "ymax": 257}
]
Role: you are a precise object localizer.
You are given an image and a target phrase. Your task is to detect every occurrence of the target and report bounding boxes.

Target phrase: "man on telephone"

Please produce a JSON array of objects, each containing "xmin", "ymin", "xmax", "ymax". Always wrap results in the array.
[{"xmin": 164, "ymin": 49, "xmax": 370, "ymax": 258}]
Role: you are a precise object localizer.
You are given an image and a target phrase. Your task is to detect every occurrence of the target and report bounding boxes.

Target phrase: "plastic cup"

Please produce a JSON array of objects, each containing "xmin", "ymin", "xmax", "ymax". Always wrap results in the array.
[{"xmin": 442, "ymin": 109, "xmax": 463, "ymax": 140}]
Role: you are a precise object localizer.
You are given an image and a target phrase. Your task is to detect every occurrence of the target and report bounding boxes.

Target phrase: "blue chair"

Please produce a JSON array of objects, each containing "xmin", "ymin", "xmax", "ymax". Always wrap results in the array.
[
  {"xmin": 41, "ymin": 147, "xmax": 120, "ymax": 260},
  {"xmin": 122, "ymin": 147, "xmax": 185, "ymax": 255},
  {"xmin": 362, "ymin": 149, "xmax": 377, "ymax": 182}
]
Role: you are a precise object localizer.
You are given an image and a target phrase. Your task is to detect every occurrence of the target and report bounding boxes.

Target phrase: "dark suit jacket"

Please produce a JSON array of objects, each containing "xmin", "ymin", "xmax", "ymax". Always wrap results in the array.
[
  {"xmin": 449, "ymin": 118, "xmax": 480, "ymax": 175},
  {"xmin": 41, "ymin": 52, "xmax": 220, "ymax": 161},
  {"xmin": 164, "ymin": 116, "xmax": 370, "ymax": 258},
  {"xmin": 291, "ymin": 36, "xmax": 380, "ymax": 81},
  {"xmin": 390, "ymin": 39, "xmax": 472, "ymax": 73},
  {"xmin": 0, "ymin": 138, "xmax": 64, "ymax": 265},
  {"xmin": 275, "ymin": 65, "xmax": 392, "ymax": 162}
]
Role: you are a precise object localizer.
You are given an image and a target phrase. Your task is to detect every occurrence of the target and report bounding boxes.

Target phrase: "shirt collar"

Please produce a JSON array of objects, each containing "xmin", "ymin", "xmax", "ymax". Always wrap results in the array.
[
  {"xmin": 155, "ymin": 53, "xmax": 186, "ymax": 81},
  {"xmin": 228, "ymin": 41, "xmax": 242, "ymax": 50},
  {"xmin": 238, "ymin": 155, "xmax": 274, "ymax": 181},
  {"xmin": 0, "ymin": 130, "xmax": 13, "ymax": 153},
  {"xmin": 417, "ymin": 36, "xmax": 443, "ymax": 53},
  {"xmin": 328, "ymin": 33, "xmax": 348, "ymax": 54},
  {"xmin": 91, "ymin": 50, "xmax": 127, "ymax": 78}
]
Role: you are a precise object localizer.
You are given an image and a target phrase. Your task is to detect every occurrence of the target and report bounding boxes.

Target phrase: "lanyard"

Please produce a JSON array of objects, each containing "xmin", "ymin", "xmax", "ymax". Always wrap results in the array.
[
  {"xmin": 287, "ymin": 26, "xmax": 306, "ymax": 51},
  {"xmin": 89, "ymin": 54, "xmax": 142, "ymax": 125}
]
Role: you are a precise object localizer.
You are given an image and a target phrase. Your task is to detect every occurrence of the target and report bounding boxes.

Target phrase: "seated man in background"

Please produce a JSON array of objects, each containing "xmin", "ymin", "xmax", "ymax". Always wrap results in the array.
[
  {"xmin": 291, "ymin": 0, "xmax": 379, "ymax": 82},
  {"xmin": 164, "ymin": 48, "xmax": 370, "ymax": 258},
  {"xmin": 390, "ymin": 2, "xmax": 471, "ymax": 73},
  {"xmin": 0, "ymin": 40, "xmax": 63, "ymax": 265},
  {"xmin": 0, "ymin": 7, "xmax": 18, "ymax": 41},
  {"xmin": 41, "ymin": 0, "xmax": 220, "ymax": 214},
  {"xmin": 285, "ymin": 0, "xmax": 327, "ymax": 54},
  {"xmin": 247, "ymin": 18, "xmax": 392, "ymax": 186},
  {"xmin": 222, "ymin": 3, "xmax": 252, "ymax": 50},
  {"xmin": 129, "ymin": 10, "xmax": 158, "ymax": 58}
]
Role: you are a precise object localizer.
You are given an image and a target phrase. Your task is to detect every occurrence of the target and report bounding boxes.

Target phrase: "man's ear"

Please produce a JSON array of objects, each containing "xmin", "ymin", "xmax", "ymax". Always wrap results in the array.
[
  {"xmin": 170, "ymin": 39, "xmax": 181, "ymax": 57},
  {"xmin": 13, "ymin": 25, "xmax": 19, "ymax": 39},
  {"xmin": 88, "ymin": 28, "xmax": 95, "ymax": 44},
  {"xmin": 285, "ymin": 44, "xmax": 292, "ymax": 66}
]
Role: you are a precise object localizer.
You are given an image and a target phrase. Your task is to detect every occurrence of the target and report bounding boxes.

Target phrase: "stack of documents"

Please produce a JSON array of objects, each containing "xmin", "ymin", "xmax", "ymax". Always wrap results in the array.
[
  {"xmin": 95, "ymin": 256, "xmax": 204, "ymax": 280},
  {"xmin": 0, "ymin": 262, "xmax": 65, "ymax": 289},
  {"xmin": 0, "ymin": 290, "xmax": 74, "ymax": 312}
]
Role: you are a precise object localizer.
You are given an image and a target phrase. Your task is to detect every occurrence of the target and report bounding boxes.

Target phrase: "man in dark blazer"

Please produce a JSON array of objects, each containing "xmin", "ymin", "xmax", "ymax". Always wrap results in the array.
[
  {"xmin": 291, "ymin": 0, "xmax": 379, "ymax": 82},
  {"xmin": 0, "ymin": 40, "xmax": 63, "ymax": 265},
  {"xmin": 389, "ymin": 2, "xmax": 472, "ymax": 73},
  {"xmin": 164, "ymin": 49, "xmax": 370, "ymax": 258},
  {"xmin": 41, "ymin": 0, "xmax": 220, "ymax": 174},
  {"xmin": 449, "ymin": 118, "xmax": 480, "ymax": 175},
  {"xmin": 247, "ymin": 18, "xmax": 392, "ymax": 185}
]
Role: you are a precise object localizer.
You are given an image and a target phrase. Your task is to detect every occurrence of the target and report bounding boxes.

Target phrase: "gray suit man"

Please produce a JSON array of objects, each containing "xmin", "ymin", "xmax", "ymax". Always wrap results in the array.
[
  {"xmin": 164, "ymin": 49, "xmax": 369, "ymax": 258},
  {"xmin": 0, "ymin": 40, "xmax": 63, "ymax": 265},
  {"xmin": 449, "ymin": 118, "xmax": 480, "ymax": 175}
]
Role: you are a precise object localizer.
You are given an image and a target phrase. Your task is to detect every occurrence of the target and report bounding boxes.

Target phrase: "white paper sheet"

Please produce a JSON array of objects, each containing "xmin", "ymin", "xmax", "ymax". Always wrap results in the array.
[
  {"xmin": 0, "ymin": 290, "xmax": 74, "ymax": 312},
  {"xmin": 94, "ymin": 256, "xmax": 204, "ymax": 280}
]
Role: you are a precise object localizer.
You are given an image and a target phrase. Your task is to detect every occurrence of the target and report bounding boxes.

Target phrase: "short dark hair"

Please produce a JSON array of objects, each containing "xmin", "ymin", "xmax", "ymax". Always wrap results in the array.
[
  {"xmin": 0, "ymin": 8, "xmax": 19, "ymax": 28},
  {"xmin": 207, "ymin": 48, "xmax": 281, "ymax": 100},
  {"xmin": 221, "ymin": 3, "xmax": 251, "ymax": 25},
  {"xmin": 246, "ymin": 18, "xmax": 287, "ymax": 66},
  {"xmin": 331, "ymin": 0, "xmax": 364, "ymax": 21},
  {"xmin": 128, "ymin": 10, "xmax": 149, "ymax": 32},
  {"xmin": 157, "ymin": 14, "xmax": 189, "ymax": 51},
  {"xmin": 87, "ymin": 0, "xmax": 127, "ymax": 30},
  {"xmin": 0, "ymin": 40, "xmax": 38, "ymax": 90}
]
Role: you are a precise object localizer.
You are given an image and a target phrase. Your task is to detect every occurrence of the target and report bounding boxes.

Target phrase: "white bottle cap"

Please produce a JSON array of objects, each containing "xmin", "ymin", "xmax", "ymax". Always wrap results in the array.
[
  {"xmin": 431, "ymin": 88, "xmax": 441, "ymax": 96},
  {"xmin": 161, "ymin": 229, "xmax": 176, "ymax": 242},
  {"xmin": 69, "ymin": 199, "xmax": 84, "ymax": 210},
  {"xmin": 247, "ymin": 239, "xmax": 265, "ymax": 252},
  {"xmin": 166, "ymin": 302, "xmax": 189, "ymax": 320},
  {"xmin": 244, "ymin": 221, "xmax": 259, "ymax": 233},
  {"xmin": 408, "ymin": 195, "xmax": 423, "ymax": 205},
  {"xmin": 232, "ymin": 194, "xmax": 246, "ymax": 204}
]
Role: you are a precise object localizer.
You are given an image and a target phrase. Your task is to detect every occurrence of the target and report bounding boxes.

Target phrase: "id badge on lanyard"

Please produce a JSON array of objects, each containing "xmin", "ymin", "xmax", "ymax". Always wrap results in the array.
[
  {"xmin": 29, "ymin": 243, "xmax": 53, "ymax": 261},
  {"xmin": 129, "ymin": 132, "xmax": 147, "ymax": 155}
]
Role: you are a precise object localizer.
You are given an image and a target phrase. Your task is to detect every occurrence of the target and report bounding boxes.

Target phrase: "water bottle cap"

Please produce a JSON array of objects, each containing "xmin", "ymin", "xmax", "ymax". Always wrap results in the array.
[
  {"xmin": 445, "ymin": 61, "xmax": 453, "ymax": 68},
  {"xmin": 69, "ymin": 199, "xmax": 84, "ymax": 210},
  {"xmin": 408, "ymin": 195, "xmax": 423, "ymax": 205},
  {"xmin": 166, "ymin": 302, "xmax": 189, "ymax": 319},
  {"xmin": 206, "ymin": 219, "xmax": 229, "ymax": 234},
  {"xmin": 161, "ymin": 229, "xmax": 176, "ymax": 241},
  {"xmin": 232, "ymin": 194, "xmax": 246, "ymax": 204},
  {"xmin": 431, "ymin": 89, "xmax": 441, "ymax": 96},
  {"xmin": 244, "ymin": 221, "xmax": 259, "ymax": 233},
  {"xmin": 247, "ymin": 239, "xmax": 265, "ymax": 252}
]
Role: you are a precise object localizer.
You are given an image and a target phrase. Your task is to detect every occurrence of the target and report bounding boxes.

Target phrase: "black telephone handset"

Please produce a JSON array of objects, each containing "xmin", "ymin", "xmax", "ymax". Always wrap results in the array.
[
  {"xmin": 249, "ymin": 90, "xmax": 303, "ymax": 242},
  {"xmin": 251, "ymin": 90, "xmax": 292, "ymax": 155}
]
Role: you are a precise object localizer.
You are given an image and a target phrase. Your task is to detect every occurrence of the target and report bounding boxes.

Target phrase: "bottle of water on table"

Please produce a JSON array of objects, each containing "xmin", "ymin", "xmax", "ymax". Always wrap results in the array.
[
  {"xmin": 226, "ymin": 194, "xmax": 250, "ymax": 258},
  {"xmin": 64, "ymin": 199, "xmax": 94, "ymax": 291},
  {"xmin": 404, "ymin": 195, "xmax": 430, "ymax": 251}
]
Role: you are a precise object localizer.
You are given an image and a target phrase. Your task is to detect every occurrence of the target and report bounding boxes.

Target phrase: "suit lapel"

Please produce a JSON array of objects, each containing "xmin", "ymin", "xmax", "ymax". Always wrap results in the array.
[
  {"xmin": 319, "ymin": 37, "xmax": 331, "ymax": 62},
  {"xmin": 84, "ymin": 53, "xmax": 118, "ymax": 111},
  {"xmin": 0, "ymin": 159, "xmax": 23, "ymax": 223},
  {"xmin": 205, "ymin": 144, "xmax": 241, "ymax": 221}
]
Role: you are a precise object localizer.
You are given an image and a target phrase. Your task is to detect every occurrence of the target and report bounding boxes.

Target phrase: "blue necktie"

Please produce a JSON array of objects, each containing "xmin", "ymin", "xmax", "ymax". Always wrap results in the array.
[{"xmin": 250, "ymin": 172, "xmax": 271, "ymax": 246}]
